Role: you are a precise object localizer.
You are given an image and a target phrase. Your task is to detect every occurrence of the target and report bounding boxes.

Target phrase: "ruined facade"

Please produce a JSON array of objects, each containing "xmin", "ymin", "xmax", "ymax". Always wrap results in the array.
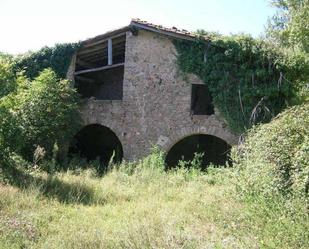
[{"xmin": 67, "ymin": 19, "xmax": 238, "ymax": 167}]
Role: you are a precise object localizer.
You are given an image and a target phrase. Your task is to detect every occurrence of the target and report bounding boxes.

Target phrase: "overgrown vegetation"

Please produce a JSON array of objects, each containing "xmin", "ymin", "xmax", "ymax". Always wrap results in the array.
[
  {"xmin": 0, "ymin": 67, "xmax": 81, "ymax": 165},
  {"xmin": 0, "ymin": 152, "xmax": 308, "ymax": 249},
  {"xmin": 232, "ymin": 103, "xmax": 309, "ymax": 200},
  {"xmin": 174, "ymin": 34, "xmax": 308, "ymax": 132},
  {"xmin": 0, "ymin": 1, "xmax": 308, "ymax": 248},
  {"xmin": 267, "ymin": 0, "xmax": 309, "ymax": 54},
  {"xmin": 14, "ymin": 43, "xmax": 80, "ymax": 79},
  {"xmin": 0, "ymin": 55, "xmax": 16, "ymax": 98}
]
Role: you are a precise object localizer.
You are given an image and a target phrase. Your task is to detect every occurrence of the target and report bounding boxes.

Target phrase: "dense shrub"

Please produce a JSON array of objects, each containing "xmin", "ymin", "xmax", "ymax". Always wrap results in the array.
[
  {"xmin": 0, "ymin": 69, "xmax": 81, "ymax": 163},
  {"xmin": 14, "ymin": 69, "xmax": 81, "ymax": 159},
  {"xmin": 0, "ymin": 57, "xmax": 19, "ymax": 166},
  {"xmin": 174, "ymin": 34, "xmax": 308, "ymax": 132},
  {"xmin": 0, "ymin": 55, "xmax": 17, "ymax": 98},
  {"xmin": 232, "ymin": 103, "xmax": 309, "ymax": 199},
  {"xmin": 0, "ymin": 105, "xmax": 19, "ymax": 166},
  {"xmin": 14, "ymin": 43, "xmax": 80, "ymax": 79}
]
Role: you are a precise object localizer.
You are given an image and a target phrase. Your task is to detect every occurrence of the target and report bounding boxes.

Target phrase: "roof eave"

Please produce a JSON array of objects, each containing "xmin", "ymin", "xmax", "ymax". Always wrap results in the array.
[
  {"xmin": 81, "ymin": 26, "xmax": 130, "ymax": 47},
  {"xmin": 130, "ymin": 21, "xmax": 197, "ymax": 41}
]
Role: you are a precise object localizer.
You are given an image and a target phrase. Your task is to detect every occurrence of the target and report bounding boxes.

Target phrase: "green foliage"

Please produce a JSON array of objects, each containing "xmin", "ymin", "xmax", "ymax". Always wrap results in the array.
[
  {"xmin": 0, "ymin": 47, "xmax": 81, "ymax": 167},
  {"xmin": 267, "ymin": 0, "xmax": 309, "ymax": 53},
  {"xmin": 174, "ymin": 34, "xmax": 307, "ymax": 132},
  {"xmin": 13, "ymin": 69, "xmax": 81, "ymax": 159},
  {"xmin": 0, "ymin": 69, "xmax": 81, "ymax": 163},
  {"xmin": 232, "ymin": 103, "xmax": 309, "ymax": 200},
  {"xmin": 14, "ymin": 43, "xmax": 80, "ymax": 79},
  {"xmin": 0, "ymin": 56, "xmax": 17, "ymax": 98},
  {"xmin": 0, "ymin": 58, "xmax": 20, "ymax": 166},
  {"xmin": 0, "ymin": 105, "xmax": 20, "ymax": 166},
  {"xmin": 0, "ymin": 154, "xmax": 308, "ymax": 248}
]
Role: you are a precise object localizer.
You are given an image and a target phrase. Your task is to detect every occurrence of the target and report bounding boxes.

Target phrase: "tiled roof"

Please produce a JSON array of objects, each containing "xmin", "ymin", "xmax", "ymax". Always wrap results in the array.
[
  {"xmin": 130, "ymin": 18, "xmax": 198, "ymax": 40},
  {"xmin": 81, "ymin": 19, "xmax": 206, "ymax": 46}
]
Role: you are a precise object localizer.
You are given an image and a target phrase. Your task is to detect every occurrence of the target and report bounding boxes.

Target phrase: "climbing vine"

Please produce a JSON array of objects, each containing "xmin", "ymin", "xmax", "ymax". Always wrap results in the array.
[
  {"xmin": 174, "ymin": 33, "xmax": 308, "ymax": 133},
  {"xmin": 14, "ymin": 43, "xmax": 81, "ymax": 80}
]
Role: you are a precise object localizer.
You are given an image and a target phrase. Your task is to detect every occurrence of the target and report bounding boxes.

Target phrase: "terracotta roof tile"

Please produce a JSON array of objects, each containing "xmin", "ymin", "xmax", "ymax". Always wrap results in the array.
[{"xmin": 131, "ymin": 18, "xmax": 198, "ymax": 40}]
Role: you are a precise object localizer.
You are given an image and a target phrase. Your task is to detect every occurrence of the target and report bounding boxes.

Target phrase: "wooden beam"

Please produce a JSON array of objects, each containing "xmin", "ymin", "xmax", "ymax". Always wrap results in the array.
[
  {"xmin": 78, "ymin": 42, "xmax": 125, "ymax": 60},
  {"xmin": 78, "ymin": 40, "xmax": 126, "ymax": 56},
  {"xmin": 75, "ymin": 75, "xmax": 96, "ymax": 83},
  {"xmin": 76, "ymin": 59, "xmax": 97, "ymax": 68},
  {"xmin": 108, "ymin": 38, "xmax": 113, "ymax": 65},
  {"xmin": 78, "ymin": 43, "xmax": 108, "ymax": 56},
  {"xmin": 74, "ymin": 63, "xmax": 124, "ymax": 76},
  {"xmin": 82, "ymin": 32, "xmax": 127, "ymax": 49},
  {"xmin": 77, "ymin": 37, "xmax": 126, "ymax": 56}
]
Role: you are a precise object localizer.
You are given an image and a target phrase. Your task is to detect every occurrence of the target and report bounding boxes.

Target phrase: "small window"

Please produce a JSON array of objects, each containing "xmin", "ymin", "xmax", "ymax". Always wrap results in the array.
[{"xmin": 191, "ymin": 84, "xmax": 214, "ymax": 115}]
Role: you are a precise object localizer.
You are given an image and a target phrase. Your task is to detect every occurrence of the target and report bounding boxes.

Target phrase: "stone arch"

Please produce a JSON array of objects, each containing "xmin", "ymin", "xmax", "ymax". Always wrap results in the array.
[
  {"xmin": 69, "ymin": 124, "xmax": 123, "ymax": 169},
  {"xmin": 163, "ymin": 125, "xmax": 237, "ymax": 152},
  {"xmin": 165, "ymin": 133, "xmax": 232, "ymax": 169},
  {"xmin": 163, "ymin": 125, "xmax": 236, "ymax": 169}
]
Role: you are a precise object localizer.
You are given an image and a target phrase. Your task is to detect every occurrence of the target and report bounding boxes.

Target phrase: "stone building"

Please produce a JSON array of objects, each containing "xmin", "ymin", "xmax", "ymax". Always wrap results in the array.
[{"xmin": 67, "ymin": 19, "xmax": 238, "ymax": 168}]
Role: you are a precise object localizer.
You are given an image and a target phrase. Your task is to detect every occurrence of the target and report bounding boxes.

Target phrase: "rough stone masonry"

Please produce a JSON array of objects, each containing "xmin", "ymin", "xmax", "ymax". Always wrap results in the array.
[{"xmin": 67, "ymin": 20, "xmax": 238, "ymax": 165}]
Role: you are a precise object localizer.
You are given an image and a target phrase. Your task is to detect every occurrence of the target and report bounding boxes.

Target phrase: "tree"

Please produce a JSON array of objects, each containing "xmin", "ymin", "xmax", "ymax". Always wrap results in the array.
[
  {"xmin": 267, "ymin": 0, "xmax": 309, "ymax": 53},
  {"xmin": 13, "ymin": 69, "xmax": 81, "ymax": 160},
  {"xmin": 0, "ymin": 56, "xmax": 16, "ymax": 98},
  {"xmin": 14, "ymin": 43, "xmax": 80, "ymax": 80}
]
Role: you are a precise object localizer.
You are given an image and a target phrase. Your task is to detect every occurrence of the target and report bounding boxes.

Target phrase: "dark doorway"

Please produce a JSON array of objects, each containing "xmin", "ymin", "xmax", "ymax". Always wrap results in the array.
[
  {"xmin": 165, "ymin": 134, "xmax": 231, "ymax": 170},
  {"xmin": 69, "ymin": 124, "xmax": 123, "ymax": 170}
]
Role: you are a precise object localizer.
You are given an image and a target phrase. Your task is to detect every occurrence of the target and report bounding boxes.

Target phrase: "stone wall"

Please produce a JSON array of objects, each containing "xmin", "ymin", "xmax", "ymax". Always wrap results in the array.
[{"xmin": 75, "ymin": 29, "xmax": 238, "ymax": 161}]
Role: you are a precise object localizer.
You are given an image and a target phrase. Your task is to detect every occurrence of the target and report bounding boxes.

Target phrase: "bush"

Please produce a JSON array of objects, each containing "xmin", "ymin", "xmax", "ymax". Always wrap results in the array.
[
  {"xmin": 14, "ymin": 43, "xmax": 80, "ymax": 79},
  {"xmin": 0, "ymin": 55, "xmax": 16, "ymax": 98},
  {"xmin": 0, "ymin": 104, "xmax": 21, "ymax": 166},
  {"xmin": 0, "ymin": 57, "xmax": 19, "ymax": 166},
  {"xmin": 14, "ymin": 69, "xmax": 81, "ymax": 159},
  {"xmin": 0, "ymin": 69, "xmax": 81, "ymax": 163},
  {"xmin": 232, "ymin": 103, "xmax": 309, "ymax": 199}
]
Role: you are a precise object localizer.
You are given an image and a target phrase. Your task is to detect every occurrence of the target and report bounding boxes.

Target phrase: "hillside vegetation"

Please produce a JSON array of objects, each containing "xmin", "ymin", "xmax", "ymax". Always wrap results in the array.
[{"xmin": 233, "ymin": 103, "xmax": 309, "ymax": 200}]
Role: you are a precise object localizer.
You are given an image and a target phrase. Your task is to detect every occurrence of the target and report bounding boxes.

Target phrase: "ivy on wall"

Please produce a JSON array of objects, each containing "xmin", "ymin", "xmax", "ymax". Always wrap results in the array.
[
  {"xmin": 14, "ymin": 43, "xmax": 80, "ymax": 80},
  {"xmin": 174, "ymin": 34, "xmax": 308, "ymax": 133}
]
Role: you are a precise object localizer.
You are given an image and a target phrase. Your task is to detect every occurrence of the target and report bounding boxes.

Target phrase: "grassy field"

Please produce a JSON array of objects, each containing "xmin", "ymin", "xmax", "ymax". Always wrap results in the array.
[{"xmin": 0, "ymin": 153, "xmax": 308, "ymax": 249}]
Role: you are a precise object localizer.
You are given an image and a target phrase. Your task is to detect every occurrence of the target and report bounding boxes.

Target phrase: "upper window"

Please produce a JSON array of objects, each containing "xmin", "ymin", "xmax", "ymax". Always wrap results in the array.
[
  {"xmin": 191, "ymin": 84, "xmax": 214, "ymax": 115},
  {"xmin": 74, "ymin": 34, "xmax": 126, "ymax": 100}
]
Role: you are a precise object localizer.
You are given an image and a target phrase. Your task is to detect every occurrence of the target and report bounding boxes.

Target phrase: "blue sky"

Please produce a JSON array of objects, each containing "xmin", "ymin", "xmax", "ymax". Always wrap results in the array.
[{"xmin": 0, "ymin": 0, "xmax": 275, "ymax": 54}]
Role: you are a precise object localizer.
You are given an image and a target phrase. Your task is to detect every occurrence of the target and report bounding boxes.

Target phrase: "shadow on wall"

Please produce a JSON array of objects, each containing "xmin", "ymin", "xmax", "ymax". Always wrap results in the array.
[
  {"xmin": 165, "ymin": 134, "xmax": 231, "ymax": 170},
  {"xmin": 68, "ymin": 124, "xmax": 123, "ymax": 172}
]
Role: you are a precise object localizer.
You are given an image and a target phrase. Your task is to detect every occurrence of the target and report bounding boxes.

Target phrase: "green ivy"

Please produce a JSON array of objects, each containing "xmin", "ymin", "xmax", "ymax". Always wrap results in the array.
[
  {"xmin": 174, "ymin": 34, "xmax": 308, "ymax": 133},
  {"xmin": 14, "ymin": 43, "xmax": 80, "ymax": 80}
]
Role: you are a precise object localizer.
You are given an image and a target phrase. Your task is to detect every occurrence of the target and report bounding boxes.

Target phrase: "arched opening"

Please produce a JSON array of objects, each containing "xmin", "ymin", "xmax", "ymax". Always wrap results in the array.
[
  {"xmin": 69, "ymin": 124, "xmax": 123, "ymax": 170},
  {"xmin": 165, "ymin": 134, "xmax": 231, "ymax": 170}
]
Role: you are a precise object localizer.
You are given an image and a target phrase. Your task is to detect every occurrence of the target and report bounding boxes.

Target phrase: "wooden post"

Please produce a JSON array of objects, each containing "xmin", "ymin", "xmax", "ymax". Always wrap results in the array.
[{"xmin": 108, "ymin": 38, "xmax": 113, "ymax": 65}]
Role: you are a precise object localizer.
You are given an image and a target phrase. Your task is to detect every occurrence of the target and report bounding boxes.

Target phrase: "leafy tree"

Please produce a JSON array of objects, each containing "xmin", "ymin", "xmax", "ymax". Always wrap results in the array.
[
  {"xmin": 0, "ymin": 56, "xmax": 17, "ymax": 98},
  {"xmin": 0, "ymin": 69, "xmax": 81, "ymax": 162},
  {"xmin": 13, "ymin": 69, "xmax": 81, "ymax": 159},
  {"xmin": 14, "ymin": 43, "xmax": 80, "ymax": 80},
  {"xmin": 0, "ymin": 102, "xmax": 21, "ymax": 166},
  {"xmin": 267, "ymin": 0, "xmax": 309, "ymax": 53}
]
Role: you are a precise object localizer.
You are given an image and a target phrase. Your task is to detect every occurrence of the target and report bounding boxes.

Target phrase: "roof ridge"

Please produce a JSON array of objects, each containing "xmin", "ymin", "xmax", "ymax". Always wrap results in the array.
[{"xmin": 130, "ymin": 18, "xmax": 198, "ymax": 40}]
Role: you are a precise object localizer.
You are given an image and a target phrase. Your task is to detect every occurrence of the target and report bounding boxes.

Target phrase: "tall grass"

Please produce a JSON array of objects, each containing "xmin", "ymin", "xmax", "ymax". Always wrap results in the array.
[{"xmin": 0, "ymin": 151, "xmax": 308, "ymax": 248}]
